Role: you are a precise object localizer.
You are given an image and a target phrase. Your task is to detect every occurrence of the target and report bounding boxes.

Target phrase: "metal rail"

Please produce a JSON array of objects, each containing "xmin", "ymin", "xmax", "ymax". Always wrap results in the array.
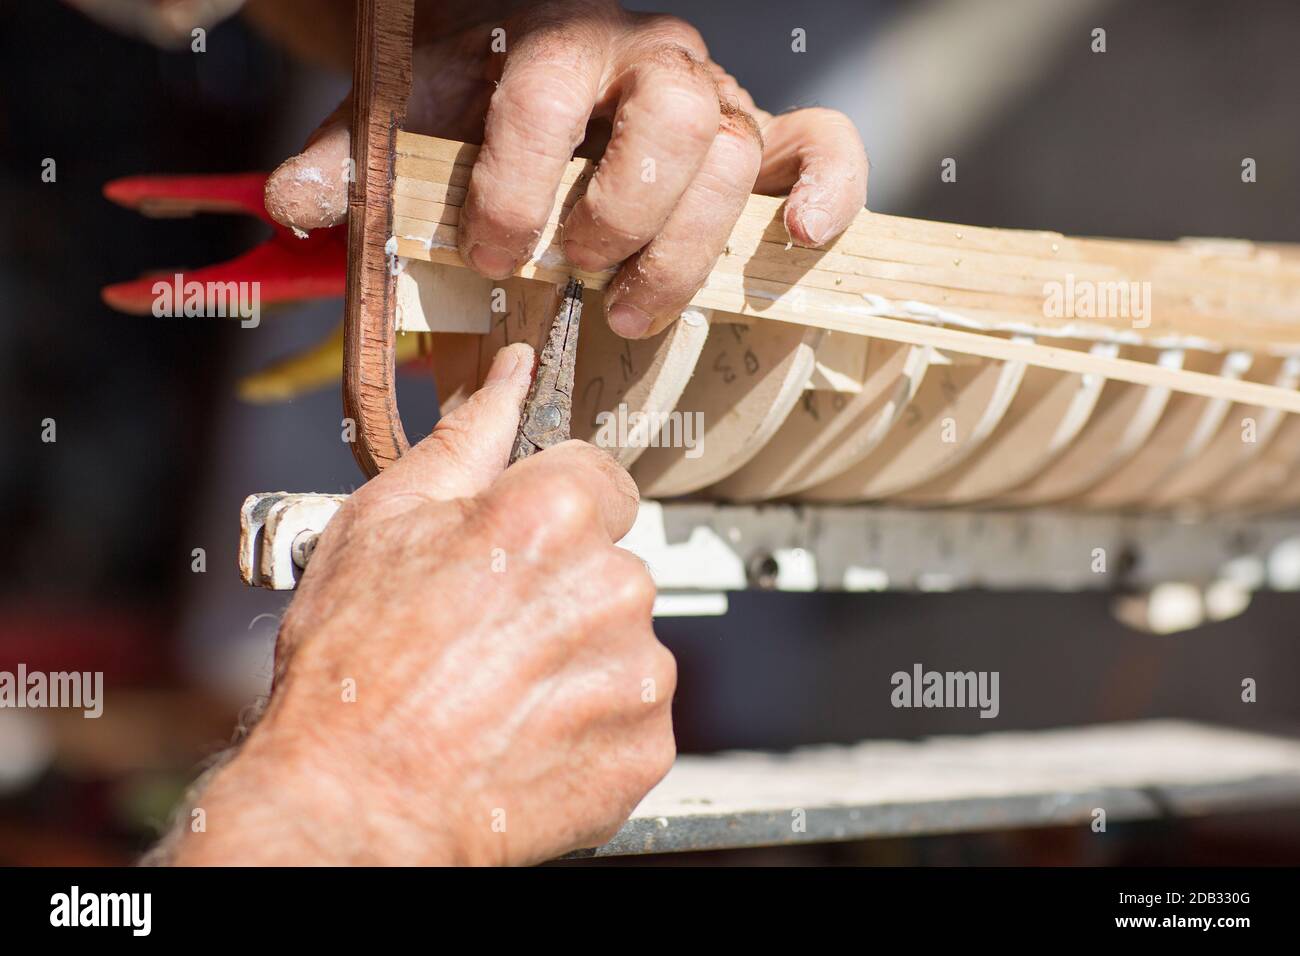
[
  {"xmin": 578, "ymin": 721, "xmax": 1300, "ymax": 856},
  {"xmin": 242, "ymin": 494, "xmax": 1300, "ymax": 597}
]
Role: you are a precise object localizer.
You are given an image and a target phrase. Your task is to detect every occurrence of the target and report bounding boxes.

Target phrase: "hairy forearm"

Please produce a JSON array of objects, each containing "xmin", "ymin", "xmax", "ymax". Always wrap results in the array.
[
  {"xmin": 167, "ymin": 737, "xmax": 356, "ymax": 865},
  {"xmin": 147, "ymin": 338, "xmax": 675, "ymax": 867},
  {"xmin": 153, "ymin": 702, "xmax": 456, "ymax": 866}
]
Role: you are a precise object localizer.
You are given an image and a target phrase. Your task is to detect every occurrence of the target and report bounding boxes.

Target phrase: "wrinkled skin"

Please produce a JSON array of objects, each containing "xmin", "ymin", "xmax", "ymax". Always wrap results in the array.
[
  {"xmin": 169, "ymin": 0, "xmax": 870, "ymax": 864},
  {"xmin": 259, "ymin": 0, "xmax": 869, "ymax": 338},
  {"xmin": 173, "ymin": 344, "xmax": 675, "ymax": 865}
]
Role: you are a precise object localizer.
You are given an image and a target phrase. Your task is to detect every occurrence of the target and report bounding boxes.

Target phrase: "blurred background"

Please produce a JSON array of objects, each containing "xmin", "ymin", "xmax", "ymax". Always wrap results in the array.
[{"xmin": 3, "ymin": 0, "xmax": 1300, "ymax": 865}]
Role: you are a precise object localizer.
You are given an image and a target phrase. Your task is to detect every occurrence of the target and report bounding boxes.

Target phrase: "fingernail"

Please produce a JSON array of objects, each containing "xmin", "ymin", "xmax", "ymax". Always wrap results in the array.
[
  {"xmin": 795, "ymin": 206, "xmax": 832, "ymax": 246},
  {"xmin": 608, "ymin": 303, "xmax": 652, "ymax": 339},
  {"xmin": 468, "ymin": 243, "xmax": 517, "ymax": 279},
  {"xmin": 484, "ymin": 344, "xmax": 523, "ymax": 385}
]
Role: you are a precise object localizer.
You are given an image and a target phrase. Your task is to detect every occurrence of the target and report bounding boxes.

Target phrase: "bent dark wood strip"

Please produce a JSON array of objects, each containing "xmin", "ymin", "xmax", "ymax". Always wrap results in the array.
[{"xmin": 343, "ymin": 0, "xmax": 415, "ymax": 476}]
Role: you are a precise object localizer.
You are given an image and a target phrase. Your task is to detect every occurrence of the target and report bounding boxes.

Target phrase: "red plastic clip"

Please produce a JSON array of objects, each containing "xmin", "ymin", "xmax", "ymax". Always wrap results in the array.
[{"xmin": 101, "ymin": 172, "xmax": 346, "ymax": 315}]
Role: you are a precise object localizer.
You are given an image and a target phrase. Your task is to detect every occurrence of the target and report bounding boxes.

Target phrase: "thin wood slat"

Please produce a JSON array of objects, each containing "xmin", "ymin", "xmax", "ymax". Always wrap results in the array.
[
  {"xmin": 394, "ymin": 133, "xmax": 1300, "ymax": 349},
  {"xmin": 371, "ymin": 132, "xmax": 1300, "ymax": 511},
  {"xmin": 391, "ymin": 133, "xmax": 1300, "ymax": 416}
]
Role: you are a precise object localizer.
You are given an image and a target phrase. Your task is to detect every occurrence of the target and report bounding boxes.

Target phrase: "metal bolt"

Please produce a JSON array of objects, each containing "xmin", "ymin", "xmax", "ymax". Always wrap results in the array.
[
  {"xmin": 291, "ymin": 530, "xmax": 319, "ymax": 570},
  {"xmin": 533, "ymin": 402, "xmax": 563, "ymax": 431},
  {"xmin": 746, "ymin": 552, "xmax": 781, "ymax": 590}
]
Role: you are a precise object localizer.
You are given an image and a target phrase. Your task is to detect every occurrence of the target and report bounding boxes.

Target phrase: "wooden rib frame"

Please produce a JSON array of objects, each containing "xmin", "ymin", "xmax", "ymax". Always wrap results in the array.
[
  {"xmin": 341, "ymin": 48, "xmax": 1300, "ymax": 511},
  {"xmin": 389, "ymin": 133, "xmax": 1300, "ymax": 417}
]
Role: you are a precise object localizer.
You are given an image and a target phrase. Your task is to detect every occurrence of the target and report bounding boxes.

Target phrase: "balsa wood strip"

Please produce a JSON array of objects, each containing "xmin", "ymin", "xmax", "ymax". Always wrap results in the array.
[
  {"xmin": 395, "ymin": 181, "xmax": 1298, "ymax": 321},
  {"xmin": 394, "ymin": 190, "xmax": 1300, "ymax": 340},
  {"xmin": 396, "ymin": 133, "xmax": 1300, "ymax": 293},
  {"xmin": 392, "ymin": 231, "xmax": 1300, "ymax": 416},
  {"xmin": 389, "ymin": 138, "xmax": 1300, "ymax": 414},
  {"xmin": 382, "ymin": 132, "xmax": 1300, "ymax": 510},
  {"xmin": 705, "ymin": 282, "xmax": 1300, "ymax": 416},
  {"xmin": 393, "ymin": 199, "xmax": 1299, "ymax": 347},
  {"xmin": 393, "ymin": 133, "xmax": 1300, "ymax": 351}
]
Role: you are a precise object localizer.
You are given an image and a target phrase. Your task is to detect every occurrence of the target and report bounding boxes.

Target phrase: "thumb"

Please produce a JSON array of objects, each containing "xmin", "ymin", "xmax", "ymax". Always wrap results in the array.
[
  {"xmin": 264, "ymin": 96, "xmax": 352, "ymax": 233},
  {"xmin": 370, "ymin": 343, "xmax": 536, "ymax": 503}
]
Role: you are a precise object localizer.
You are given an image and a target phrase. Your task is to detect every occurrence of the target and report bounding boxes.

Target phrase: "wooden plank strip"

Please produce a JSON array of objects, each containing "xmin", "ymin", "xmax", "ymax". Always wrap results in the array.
[
  {"xmin": 398, "ymin": 133, "xmax": 1299, "ymax": 284},
  {"xmin": 389, "ymin": 236, "xmax": 1300, "ymax": 415},
  {"xmin": 394, "ymin": 133, "xmax": 1300, "ymax": 315},
  {"xmin": 388, "ymin": 132, "xmax": 1300, "ymax": 415},
  {"xmin": 393, "ymin": 196, "xmax": 1299, "ymax": 335},
  {"xmin": 397, "ymin": 174, "xmax": 1295, "ymax": 300},
  {"xmin": 693, "ymin": 283, "xmax": 1300, "ymax": 415}
]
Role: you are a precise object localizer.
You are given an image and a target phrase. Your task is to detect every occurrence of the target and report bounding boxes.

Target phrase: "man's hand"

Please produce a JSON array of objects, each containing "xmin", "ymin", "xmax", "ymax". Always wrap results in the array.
[
  {"xmin": 172, "ymin": 343, "xmax": 675, "ymax": 865},
  {"xmin": 261, "ymin": 0, "xmax": 868, "ymax": 339}
]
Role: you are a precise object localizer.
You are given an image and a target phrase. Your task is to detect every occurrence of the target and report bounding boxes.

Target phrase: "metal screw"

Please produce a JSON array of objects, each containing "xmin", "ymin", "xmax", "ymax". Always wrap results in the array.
[
  {"xmin": 291, "ymin": 530, "xmax": 319, "ymax": 570},
  {"xmin": 533, "ymin": 402, "xmax": 563, "ymax": 431},
  {"xmin": 746, "ymin": 552, "xmax": 781, "ymax": 590}
]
